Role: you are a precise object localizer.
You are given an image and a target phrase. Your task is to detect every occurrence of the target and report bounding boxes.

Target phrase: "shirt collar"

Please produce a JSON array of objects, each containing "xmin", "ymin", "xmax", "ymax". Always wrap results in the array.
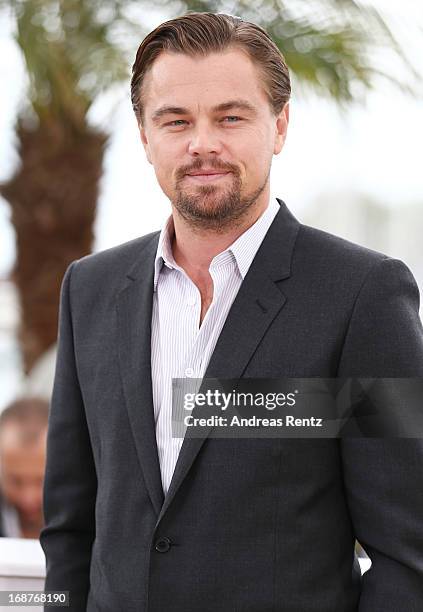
[
  {"xmin": 227, "ymin": 196, "xmax": 279, "ymax": 279},
  {"xmin": 153, "ymin": 216, "xmax": 177, "ymax": 290},
  {"xmin": 153, "ymin": 196, "xmax": 280, "ymax": 290}
]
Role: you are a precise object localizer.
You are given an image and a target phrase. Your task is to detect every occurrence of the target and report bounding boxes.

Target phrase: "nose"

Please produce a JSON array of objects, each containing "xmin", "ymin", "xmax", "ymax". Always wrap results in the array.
[{"xmin": 187, "ymin": 121, "xmax": 223, "ymax": 157}]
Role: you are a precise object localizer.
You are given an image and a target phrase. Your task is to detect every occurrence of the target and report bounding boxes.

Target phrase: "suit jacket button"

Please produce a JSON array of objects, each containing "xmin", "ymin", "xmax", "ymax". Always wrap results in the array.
[{"xmin": 155, "ymin": 537, "xmax": 172, "ymax": 553}]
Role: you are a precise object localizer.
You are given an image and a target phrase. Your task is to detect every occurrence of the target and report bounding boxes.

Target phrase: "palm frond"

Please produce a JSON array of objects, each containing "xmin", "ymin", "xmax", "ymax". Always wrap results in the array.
[{"xmin": 179, "ymin": 0, "xmax": 422, "ymax": 103}]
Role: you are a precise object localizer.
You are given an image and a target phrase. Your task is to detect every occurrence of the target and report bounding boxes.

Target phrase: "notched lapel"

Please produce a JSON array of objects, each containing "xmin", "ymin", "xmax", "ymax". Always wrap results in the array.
[
  {"xmin": 205, "ymin": 266, "xmax": 287, "ymax": 380},
  {"xmin": 116, "ymin": 235, "xmax": 164, "ymax": 516}
]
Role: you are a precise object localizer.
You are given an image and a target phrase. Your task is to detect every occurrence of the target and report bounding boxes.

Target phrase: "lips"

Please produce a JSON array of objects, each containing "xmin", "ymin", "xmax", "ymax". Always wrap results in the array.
[
  {"xmin": 185, "ymin": 169, "xmax": 232, "ymax": 183},
  {"xmin": 187, "ymin": 171, "xmax": 230, "ymax": 176}
]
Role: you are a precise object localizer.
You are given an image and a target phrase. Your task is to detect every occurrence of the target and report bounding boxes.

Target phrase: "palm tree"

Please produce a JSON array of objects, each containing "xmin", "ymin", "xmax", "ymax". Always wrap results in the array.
[
  {"xmin": 0, "ymin": 0, "xmax": 131, "ymax": 373},
  {"xmin": 0, "ymin": 0, "xmax": 418, "ymax": 373}
]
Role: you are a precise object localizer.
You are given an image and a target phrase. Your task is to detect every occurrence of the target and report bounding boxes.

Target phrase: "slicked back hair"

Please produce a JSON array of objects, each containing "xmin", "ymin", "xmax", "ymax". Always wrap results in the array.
[{"xmin": 131, "ymin": 12, "xmax": 291, "ymax": 125}]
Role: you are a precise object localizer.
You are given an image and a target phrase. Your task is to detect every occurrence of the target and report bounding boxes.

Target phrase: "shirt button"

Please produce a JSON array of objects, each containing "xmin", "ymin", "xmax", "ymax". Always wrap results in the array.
[
  {"xmin": 185, "ymin": 368, "xmax": 194, "ymax": 377},
  {"xmin": 155, "ymin": 537, "xmax": 172, "ymax": 553},
  {"xmin": 187, "ymin": 297, "xmax": 197, "ymax": 306}
]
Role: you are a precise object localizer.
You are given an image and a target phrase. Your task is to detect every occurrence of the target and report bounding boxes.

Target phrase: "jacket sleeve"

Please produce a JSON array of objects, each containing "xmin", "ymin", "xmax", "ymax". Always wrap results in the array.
[
  {"xmin": 338, "ymin": 257, "xmax": 423, "ymax": 610},
  {"xmin": 40, "ymin": 261, "xmax": 97, "ymax": 611}
]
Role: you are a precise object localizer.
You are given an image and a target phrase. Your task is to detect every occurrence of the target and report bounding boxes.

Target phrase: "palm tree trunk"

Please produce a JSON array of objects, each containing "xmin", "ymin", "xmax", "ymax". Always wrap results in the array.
[{"xmin": 0, "ymin": 118, "xmax": 107, "ymax": 374}]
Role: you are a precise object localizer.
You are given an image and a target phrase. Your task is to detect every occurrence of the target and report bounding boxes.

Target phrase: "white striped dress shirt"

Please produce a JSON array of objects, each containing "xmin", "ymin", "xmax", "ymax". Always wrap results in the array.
[{"xmin": 151, "ymin": 197, "xmax": 280, "ymax": 495}]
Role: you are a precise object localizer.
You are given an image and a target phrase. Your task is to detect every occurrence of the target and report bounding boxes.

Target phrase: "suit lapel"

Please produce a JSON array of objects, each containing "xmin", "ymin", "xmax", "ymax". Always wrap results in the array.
[
  {"xmin": 116, "ymin": 233, "xmax": 165, "ymax": 516},
  {"xmin": 156, "ymin": 199, "xmax": 300, "ymax": 524}
]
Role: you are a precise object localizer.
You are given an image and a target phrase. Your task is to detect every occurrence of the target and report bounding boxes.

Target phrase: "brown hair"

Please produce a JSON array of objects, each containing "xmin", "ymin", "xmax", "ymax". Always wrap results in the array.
[
  {"xmin": 0, "ymin": 397, "xmax": 49, "ymax": 446},
  {"xmin": 131, "ymin": 12, "xmax": 291, "ymax": 124}
]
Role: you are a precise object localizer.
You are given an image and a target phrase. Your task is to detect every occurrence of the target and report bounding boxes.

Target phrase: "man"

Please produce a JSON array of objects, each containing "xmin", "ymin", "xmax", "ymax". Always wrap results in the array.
[
  {"xmin": 41, "ymin": 12, "xmax": 423, "ymax": 612},
  {"xmin": 0, "ymin": 397, "xmax": 48, "ymax": 538}
]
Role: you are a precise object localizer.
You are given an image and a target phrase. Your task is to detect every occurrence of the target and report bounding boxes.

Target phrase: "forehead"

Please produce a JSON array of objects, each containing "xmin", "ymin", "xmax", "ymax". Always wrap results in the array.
[
  {"xmin": 0, "ymin": 423, "xmax": 46, "ymax": 453},
  {"xmin": 143, "ymin": 48, "xmax": 269, "ymax": 115}
]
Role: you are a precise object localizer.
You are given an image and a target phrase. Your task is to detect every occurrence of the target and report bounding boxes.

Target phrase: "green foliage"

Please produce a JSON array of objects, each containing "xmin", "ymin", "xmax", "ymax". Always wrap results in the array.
[
  {"xmin": 180, "ymin": 0, "xmax": 420, "ymax": 105},
  {"xmin": 2, "ymin": 0, "xmax": 420, "ymax": 126},
  {"xmin": 4, "ymin": 0, "xmax": 132, "ymax": 127}
]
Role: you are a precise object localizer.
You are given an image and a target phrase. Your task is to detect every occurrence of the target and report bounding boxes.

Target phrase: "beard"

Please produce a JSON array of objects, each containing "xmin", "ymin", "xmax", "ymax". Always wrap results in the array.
[{"xmin": 173, "ymin": 159, "xmax": 269, "ymax": 232}]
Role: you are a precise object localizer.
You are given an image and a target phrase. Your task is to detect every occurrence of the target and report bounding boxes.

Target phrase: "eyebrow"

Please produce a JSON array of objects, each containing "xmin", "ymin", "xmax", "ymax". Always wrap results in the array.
[{"xmin": 150, "ymin": 99, "xmax": 257, "ymax": 124}]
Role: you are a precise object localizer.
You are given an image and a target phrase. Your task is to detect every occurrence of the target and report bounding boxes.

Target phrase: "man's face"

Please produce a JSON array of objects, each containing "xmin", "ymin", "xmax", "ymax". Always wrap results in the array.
[
  {"xmin": 139, "ymin": 48, "xmax": 289, "ymax": 230},
  {"xmin": 0, "ymin": 425, "xmax": 46, "ymax": 532}
]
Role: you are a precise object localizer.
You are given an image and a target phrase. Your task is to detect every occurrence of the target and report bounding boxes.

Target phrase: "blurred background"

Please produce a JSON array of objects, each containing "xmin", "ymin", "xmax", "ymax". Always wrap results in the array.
[{"xmin": 0, "ymin": 0, "xmax": 422, "ymax": 412}]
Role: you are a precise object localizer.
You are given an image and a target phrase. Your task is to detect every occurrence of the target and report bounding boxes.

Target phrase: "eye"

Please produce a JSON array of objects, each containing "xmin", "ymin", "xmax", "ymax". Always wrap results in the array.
[
  {"xmin": 223, "ymin": 116, "xmax": 242, "ymax": 123},
  {"xmin": 166, "ymin": 119, "xmax": 188, "ymax": 127}
]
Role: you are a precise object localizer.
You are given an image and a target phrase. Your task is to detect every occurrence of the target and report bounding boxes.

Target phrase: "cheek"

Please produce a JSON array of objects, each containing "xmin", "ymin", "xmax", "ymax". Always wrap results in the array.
[
  {"xmin": 150, "ymin": 140, "xmax": 181, "ymax": 177},
  {"xmin": 236, "ymin": 127, "xmax": 273, "ymax": 167},
  {"xmin": 242, "ymin": 148, "xmax": 272, "ymax": 181},
  {"xmin": 150, "ymin": 156, "xmax": 178, "ymax": 198},
  {"xmin": 151, "ymin": 130, "xmax": 185, "ymax": 154},
  {"xmin": 150, "ymin": 150, "xmax": 172, "ymax": 180}
]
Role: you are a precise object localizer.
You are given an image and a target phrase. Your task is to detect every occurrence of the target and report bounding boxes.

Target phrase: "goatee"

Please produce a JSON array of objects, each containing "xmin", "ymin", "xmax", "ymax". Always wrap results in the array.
[{"xmin": 174, "ymin": 162, "xmax": 269, "ymax": 232}]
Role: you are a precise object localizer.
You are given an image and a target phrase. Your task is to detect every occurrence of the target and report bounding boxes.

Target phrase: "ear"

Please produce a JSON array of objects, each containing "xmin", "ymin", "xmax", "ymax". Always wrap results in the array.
[
  {"xmin": 273, "ymin": 102, "xmax": 289, "ymax": 155},
  {"xmin": 139, "ymin": 122, "xmax": 152, "ymax": 165}
]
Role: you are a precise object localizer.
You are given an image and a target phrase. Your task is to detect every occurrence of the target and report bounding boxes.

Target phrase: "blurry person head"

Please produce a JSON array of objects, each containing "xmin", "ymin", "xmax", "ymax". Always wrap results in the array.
[
  {"xmin": 0, "ymin": 397, "xmax": 49, "ymax": 538},
  {"xmin": 131, "ymin": 13, "xmax": 290, "ymax": 232}
]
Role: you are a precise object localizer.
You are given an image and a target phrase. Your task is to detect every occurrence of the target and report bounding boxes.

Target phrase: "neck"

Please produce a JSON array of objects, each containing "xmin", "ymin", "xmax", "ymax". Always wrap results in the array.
[{"xmin": 171, "ymin": 188, "xmax": 270, "ymax": 273}]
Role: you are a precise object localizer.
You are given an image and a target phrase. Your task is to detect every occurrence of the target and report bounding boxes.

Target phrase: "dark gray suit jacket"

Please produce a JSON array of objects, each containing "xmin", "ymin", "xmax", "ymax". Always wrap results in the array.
[{"xmin": 41, "ymin": 200, "xmax": 423, "ymax": 611}]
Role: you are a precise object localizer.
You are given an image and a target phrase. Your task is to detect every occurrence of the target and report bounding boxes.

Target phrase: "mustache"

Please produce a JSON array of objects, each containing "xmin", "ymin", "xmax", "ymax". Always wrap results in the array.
[{"xmin": 175, "ymin": 159, "xmax": 240, "ymax": 181}]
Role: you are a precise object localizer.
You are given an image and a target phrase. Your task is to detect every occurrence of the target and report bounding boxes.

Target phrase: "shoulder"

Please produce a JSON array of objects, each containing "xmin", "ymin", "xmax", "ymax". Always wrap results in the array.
[
  {"xmin": 282, "ymin": 222, "xmax": 420, "ymax": 325},
  {"xmin": 293, "ymin": 222, "xmax": 416, "ymax": 292},
  {"xmin": 295, "ymin": 222, "xmax": 387, "ymax": 271},
  {"xmin": 64, "ymin": 230, "xmax": 160, "ymax": 291},
  {"xmin": 290, "ymin": 224, "xmax": 422, "ymax": 376},
  {"xmin": 272, "ymin": 200, "xmax": 400, "ymax": 287}
]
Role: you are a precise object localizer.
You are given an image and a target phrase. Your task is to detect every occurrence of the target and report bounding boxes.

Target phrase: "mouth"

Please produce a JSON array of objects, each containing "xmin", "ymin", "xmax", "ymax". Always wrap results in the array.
[{"xmin": 185, "ymin": 171, "xmax": 231, "ymax": 183}]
